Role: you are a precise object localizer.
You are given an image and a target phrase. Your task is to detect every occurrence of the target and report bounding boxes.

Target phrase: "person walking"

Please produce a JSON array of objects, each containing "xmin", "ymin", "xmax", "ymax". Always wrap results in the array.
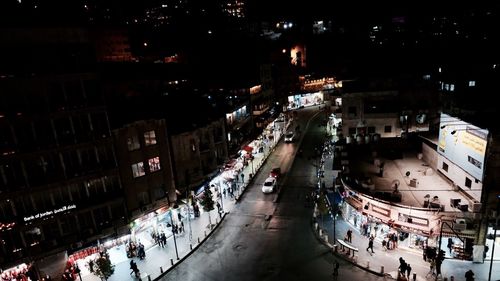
[
  {"xmin": 465, "ymin": 269, "xmax": 474, "ymax": 281},
  {"xmin": 447, "ymin": 237, "xmax": 453, "ymax": 253},
  {"xmin": 366, "ymin": 235, "xmax": 375, "ymax": 254},
  {"xmin": 346, "ymin": 229, "xmax": 352, "ymax": 243},
  {"xmin": 333, "ymin": 261, "xmax": 340, "ymax": 280},
  {"xmin": 426, "ymin": 259, "xmax": 436, "ymax": 278},
  {"xmin": 398, "ymin": 257, "xmax": 407, "ymax": 275},
  {"xmin": 406, "ymin": 264, "xmax": 412, "ymax": 280}
]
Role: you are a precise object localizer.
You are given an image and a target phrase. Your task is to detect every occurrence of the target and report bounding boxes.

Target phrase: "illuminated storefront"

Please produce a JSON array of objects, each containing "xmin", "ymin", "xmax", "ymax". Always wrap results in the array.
[{"xmin": 286, "ymin": 92, "xmax": 324, "ymax": 110}]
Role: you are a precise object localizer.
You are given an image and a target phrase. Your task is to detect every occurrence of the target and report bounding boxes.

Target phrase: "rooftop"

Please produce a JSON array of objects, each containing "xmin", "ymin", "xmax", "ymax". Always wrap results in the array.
[{"xmin": 339, "ymin": 138, "xmax": 473, "ymax": 213}]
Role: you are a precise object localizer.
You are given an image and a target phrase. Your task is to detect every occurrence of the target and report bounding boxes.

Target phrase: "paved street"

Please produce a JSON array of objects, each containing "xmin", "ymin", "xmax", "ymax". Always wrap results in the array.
[{"xmin": 80, "ymin": 104, "xmax": 500, "ymax": 281}]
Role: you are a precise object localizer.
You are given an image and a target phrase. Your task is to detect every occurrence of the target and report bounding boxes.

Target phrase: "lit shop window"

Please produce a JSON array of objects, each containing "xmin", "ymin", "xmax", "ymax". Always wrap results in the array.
[
  {"xmin": 144, "ymin": 130, "xmax": 157, "ymax": 146},
  {"xmin": 132, "ymin": 162, "xmax": 145, "ymax": 178},
  {"xmin": 127, "ymin": 135, "xmax": 140, "ymax": 151},
  {"xmin": 149, "ymin": 157, "xmax": 161, "ymax": 172}
]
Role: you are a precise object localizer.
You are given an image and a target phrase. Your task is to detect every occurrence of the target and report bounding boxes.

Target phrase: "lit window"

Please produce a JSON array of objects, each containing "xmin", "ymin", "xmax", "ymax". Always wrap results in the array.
[
  {"xmin": 468, "ymin": 80, "xmax": 476, "ymax": 87},
  {"xmin": 127, "ymin": 135, "xmax": 140, "ymax": 151},
  {"xmin": 450, "ymin": 84, "xmax": 455, "ymax": 91},
  {"xmin": 148, "ymin": 157, "xmax": 161, "ymax": 172},
  {"xmin": 131, "ymin": 162, "xmax": 145, "ymax": 178},
  {"xmin": 144, "ymin": 130, "xmax": 157, "ymax": 146}
]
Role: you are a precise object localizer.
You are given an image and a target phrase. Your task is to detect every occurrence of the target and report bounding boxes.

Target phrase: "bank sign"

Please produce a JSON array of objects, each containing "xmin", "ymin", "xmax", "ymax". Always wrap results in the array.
[
  {"xmin": 438, "ymin": 113, "xmax": 488, "ymax": 180},
  {"xmin": 24, "ymin": 204, "xmax": 77, "ymax": 222}
]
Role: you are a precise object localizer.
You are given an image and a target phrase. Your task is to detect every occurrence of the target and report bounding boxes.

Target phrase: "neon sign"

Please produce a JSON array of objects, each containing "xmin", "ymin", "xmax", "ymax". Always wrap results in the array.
[{"xmin": 24, "ymin": 204, "xmax": 76, "ymax": 222}]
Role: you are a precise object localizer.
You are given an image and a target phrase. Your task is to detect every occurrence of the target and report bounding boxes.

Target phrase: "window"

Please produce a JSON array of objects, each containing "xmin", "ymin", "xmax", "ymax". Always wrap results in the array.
[
  {"xmin": 148, "ymin": 157, "xmax": 161, "ymax": 172},
  {"xmin": 127, "ymin": 135, "xmax": 140, "ymax": 151},
  {"xmin": 468, "ymin": 80, "xmax": 475, "ymax": 87},
  {"xmin": 442, "ymin": 162, "xmax": 448, "ymax": 172},
  {"xmin": 368, "ymin": 126, "xmax": 376, "ymax": 134},
  {"xmin": 131, "ymin": 162, "xmax": 145, "ymax": 178},
  {"xmin": 138, "ymin": 192, "xmax": 149, "ymax": 206},
  {"xmin": 144, "ymin": 130, "xmax": 157, "ymax": 146},
  {"xmin": 384, "ymin": 126, "xmax": 392, "ymax": 133},
  {"xmin": 348, "ymin": 106, "xmax": 357, "ymax": 116},
  {"xmin": 465, "ymin": 177, "xmax": 472, "ymax": 188}
]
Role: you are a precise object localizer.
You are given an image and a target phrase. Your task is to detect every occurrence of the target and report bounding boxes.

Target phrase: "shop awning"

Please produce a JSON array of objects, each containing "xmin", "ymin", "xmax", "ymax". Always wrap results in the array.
[{"xmin": 242, "ymin": 145, "xmax": 253, "ymax": 153}]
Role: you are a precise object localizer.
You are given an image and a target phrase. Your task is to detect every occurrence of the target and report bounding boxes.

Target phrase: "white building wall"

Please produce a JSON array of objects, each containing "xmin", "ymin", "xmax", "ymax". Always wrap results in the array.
[
  {"xmin": 422, "ymin": 142, "xmax": 438, "ymax": 169},
  {"xmin": 437, "ymin": 154, "xmax": 482, "ymax": 202}
]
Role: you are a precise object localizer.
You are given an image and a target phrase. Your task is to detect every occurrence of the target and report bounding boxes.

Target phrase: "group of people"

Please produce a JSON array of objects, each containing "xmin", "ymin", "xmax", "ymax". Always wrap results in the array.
[
  {"xmin": 125, "ymin": 241, "xmax": 146, "ymax": 259},
  {"xmin": 397, "ymin": 257, "xmax": 412, "ymax": 281},
  {"xmin": 151, "ymin": 231, "xmax": 168, "ymax": 248}
]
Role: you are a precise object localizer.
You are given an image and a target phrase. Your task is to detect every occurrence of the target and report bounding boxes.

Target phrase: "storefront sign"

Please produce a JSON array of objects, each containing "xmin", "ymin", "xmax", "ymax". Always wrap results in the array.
[
  {"xmin": 372, "ymin": 205, "xmax": 390, "ymax": 217},
  {"xmin": 398, "ymin": 213, "xmax": 428, "ymax": 226},
  {"xmin": 24, "ymin": 204, "xmax": 76, "ymax": 222}
]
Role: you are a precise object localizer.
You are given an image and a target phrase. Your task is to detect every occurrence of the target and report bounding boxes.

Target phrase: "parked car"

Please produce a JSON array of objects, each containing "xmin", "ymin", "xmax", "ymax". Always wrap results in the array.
[
  {"xmin": 284, "ymin": 132, "xmax": 295, "ymax": 142},
  {"xmin": 262, "ymin": 177, "xmax": 277, "ymax": 193},
  {"xmin": 270, "ymin": 167, "xmax": 281, "ymax": 179}
]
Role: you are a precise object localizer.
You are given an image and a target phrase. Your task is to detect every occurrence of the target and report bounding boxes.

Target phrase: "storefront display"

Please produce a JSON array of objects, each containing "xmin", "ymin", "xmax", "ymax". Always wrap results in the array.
[
  {"xmin": 0, "ymin": 263, "xmax": 37, "ymax": 281},
  {"xmin": 287, "ymin": 92, "xmax": 324, "ymax": 110}
]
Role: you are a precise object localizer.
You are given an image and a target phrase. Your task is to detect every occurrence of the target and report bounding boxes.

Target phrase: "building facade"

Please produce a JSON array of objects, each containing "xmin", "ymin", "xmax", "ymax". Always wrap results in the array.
[
  {"xmin": 169, "ymin": 118, "xmax": 228, "ymax": 195},
  {"xmin": 113, "ymin": 119, "xmax": 177, "ymax": 220}
]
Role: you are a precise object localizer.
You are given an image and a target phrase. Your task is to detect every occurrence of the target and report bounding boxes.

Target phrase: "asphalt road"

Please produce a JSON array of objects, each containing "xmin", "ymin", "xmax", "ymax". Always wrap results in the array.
[{"xmin": 160, "ymin": 105, "xmax": 385, "ymax": 281}]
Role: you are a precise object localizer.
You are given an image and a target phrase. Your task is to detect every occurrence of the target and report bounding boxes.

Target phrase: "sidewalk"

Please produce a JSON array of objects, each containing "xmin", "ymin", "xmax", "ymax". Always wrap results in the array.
[
  {"xmin": 313, "ymin": 134, "xmax": 500, "ymax": 281},
  {"xmin": 315, "ymin": 213, "xmax": 500, "ymax": 281},
  {"xmin": 78, "ymin": 141, "xmax": 271, "ymax": 281}
]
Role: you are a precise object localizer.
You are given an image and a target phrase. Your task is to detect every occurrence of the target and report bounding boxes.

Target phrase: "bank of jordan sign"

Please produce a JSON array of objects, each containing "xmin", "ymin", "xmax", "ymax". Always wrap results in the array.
[{"xmin": 24, "ymin": 204, "xmax": 77, "ymax": 222}]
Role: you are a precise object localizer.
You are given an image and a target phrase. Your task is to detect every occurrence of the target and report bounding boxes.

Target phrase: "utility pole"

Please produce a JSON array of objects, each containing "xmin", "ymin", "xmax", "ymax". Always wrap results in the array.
[{"xmin": 488, "ymin": 197, "xmax": 500, "ymax": 281}]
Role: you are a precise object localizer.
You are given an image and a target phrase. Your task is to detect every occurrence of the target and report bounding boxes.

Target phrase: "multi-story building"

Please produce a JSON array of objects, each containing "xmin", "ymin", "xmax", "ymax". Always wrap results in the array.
[
  {"xmin": 0, "ymin": 28, "xmax": 126, "ymax": 277},
  {"xmin": 169, "ymin": 118, "xmax": 228, "ymax": 195},
  {"xmin": 113, "ymin": 119, "xmax": 177, "ymax": 219},
  {"xmin": 340, "ymin": 77, "xmax": 435, "ymax": 142}
]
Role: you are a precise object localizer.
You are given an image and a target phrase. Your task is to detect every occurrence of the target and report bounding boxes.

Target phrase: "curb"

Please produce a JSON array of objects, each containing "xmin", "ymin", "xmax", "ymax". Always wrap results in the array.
[
  {"xmin": 235, "ymin": 150, "xmax": 273, "ymax": 203},
  {"xmin": 152, "ymin": 212, "xmax": 229, "ymax": 281},
  {"xmin": 310, "ymin": 213, "xmax": 391, "ymax": 279}
]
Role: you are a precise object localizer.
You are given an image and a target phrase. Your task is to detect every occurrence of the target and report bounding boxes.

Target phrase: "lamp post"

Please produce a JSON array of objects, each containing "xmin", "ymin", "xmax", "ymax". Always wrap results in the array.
[
  {"xmin": 437, "ymin": 221, "xmax": 464, "ymax": 281},
  {"xmin": 217, "ymin": 183, "xmax": 224, "ymax": 218},
  {"xmin": 186, "ymin": 187, "xmax": 193, "ymax": 241},
  {"xmin": 488, "ymin": 196, "xmax": 500, "ymax": 281},
  {"xmin": 169, "ymin": 205, "xmax": 180, "ymax": 260}
]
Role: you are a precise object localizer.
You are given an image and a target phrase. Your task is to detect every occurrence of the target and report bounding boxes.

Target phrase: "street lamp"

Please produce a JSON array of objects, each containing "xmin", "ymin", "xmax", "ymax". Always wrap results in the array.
[
  {"xmin": 169, "ymin": 204, "xmax": 180, "ymax": 260},
  {"xmin": 488, "ymin": 196, "xmax": 500, "ymax": 281},
  {"xmin": 186, "ymin": 187, "xmax": 193, "ymax": 241},
  {"xmin": 436, "ymin": 221, "xmax": 464, "ymax": 281}
]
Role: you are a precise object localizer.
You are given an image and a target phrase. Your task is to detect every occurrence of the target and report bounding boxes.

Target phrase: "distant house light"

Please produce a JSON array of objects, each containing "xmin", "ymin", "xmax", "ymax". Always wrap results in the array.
[
  {"xmin": 469, "ymin": 80, "xmax": 476, "ymax": 87},
  {"xmin": 438, "ymin": 67, "xmax": 442, "ymax": 73}
]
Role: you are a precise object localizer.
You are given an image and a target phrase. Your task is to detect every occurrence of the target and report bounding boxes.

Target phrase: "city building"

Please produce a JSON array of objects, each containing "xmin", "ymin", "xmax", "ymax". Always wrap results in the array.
[{"xmin": 0, "ymin": 28, "xmax": 126, "ymax": 278}]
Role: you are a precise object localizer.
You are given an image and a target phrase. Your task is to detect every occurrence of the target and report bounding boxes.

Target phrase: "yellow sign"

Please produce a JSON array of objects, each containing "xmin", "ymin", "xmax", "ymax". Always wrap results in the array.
[{"xmin": 460, "ymin": 131, "xmax": 487, "ymax": 156}]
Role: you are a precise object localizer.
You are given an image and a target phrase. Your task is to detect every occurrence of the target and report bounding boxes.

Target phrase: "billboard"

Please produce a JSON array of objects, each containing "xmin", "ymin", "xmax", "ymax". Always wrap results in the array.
[{"xmin": 438, "ymin": 113, "xmax": 489, "ymax": 180}]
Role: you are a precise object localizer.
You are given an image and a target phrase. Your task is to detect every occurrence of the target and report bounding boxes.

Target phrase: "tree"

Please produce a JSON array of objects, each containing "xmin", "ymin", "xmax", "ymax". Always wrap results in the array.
[
  {"xmin": 200, "ymin": 185, "xmax": 215, "ymax": 229},
  {"xmin": 317, "ymin": 192, "xmax": 329, "ymax": 226},
  {"xmin": 91, "ymin": 252, "xmax": 115, "ymax": 281}
]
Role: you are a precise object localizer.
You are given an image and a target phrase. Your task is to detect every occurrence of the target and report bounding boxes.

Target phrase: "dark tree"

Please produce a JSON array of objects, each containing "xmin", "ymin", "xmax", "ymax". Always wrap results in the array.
[
  {"xmin": 200, "ymin": 185, "xmax": 215, "ymax": 229},
  {"xmin": 91, "ymin": 251, "xmax": 115, "ymax": 281}
]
